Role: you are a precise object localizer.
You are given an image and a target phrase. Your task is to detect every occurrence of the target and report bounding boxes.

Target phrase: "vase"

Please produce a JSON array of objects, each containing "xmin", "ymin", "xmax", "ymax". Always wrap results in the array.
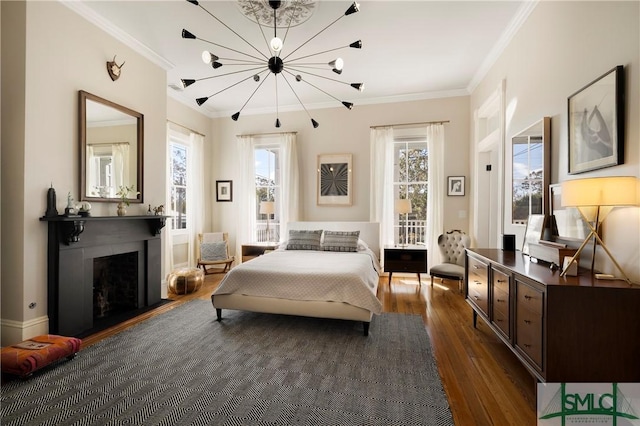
[{"xmin": 117, "ymin": 202, "xmax": 127, "ymax": 216}]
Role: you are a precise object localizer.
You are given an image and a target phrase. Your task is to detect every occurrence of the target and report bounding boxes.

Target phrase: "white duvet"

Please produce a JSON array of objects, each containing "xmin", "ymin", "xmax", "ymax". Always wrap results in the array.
[{"xmin": 212, "ymin": 248, "xmax": 383, "ymax": 315}]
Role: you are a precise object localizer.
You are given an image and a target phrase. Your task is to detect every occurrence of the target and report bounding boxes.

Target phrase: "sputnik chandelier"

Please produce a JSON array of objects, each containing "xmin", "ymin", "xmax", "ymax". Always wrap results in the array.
[{"xmin": 180, "ymin": 0, "xmax": 364, "ymax": 128}]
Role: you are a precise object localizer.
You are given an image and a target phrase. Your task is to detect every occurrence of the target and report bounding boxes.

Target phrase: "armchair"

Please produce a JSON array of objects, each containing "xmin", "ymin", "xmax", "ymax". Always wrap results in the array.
[{"xmin": 429, "ymin": 230, "xmax": 470, "ymax": 292}]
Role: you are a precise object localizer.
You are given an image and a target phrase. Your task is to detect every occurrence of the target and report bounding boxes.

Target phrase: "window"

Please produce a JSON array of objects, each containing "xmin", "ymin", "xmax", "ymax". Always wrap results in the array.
[
  {"xmin": 169, "ymin": 133, "xmax": 189, "ymax": 231},
  {"xmin": 254, "ymin": 144, "xmax": 280, "ymax": 242},
  {"xmin": 393, "ymin": 139, "xmax": 428, "ymax": 245}
]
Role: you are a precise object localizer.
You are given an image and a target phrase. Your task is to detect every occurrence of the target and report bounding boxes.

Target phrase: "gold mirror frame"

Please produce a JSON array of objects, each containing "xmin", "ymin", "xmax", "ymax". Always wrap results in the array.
[{"xmin": 79, "ymin": 90, "xmax": 143, "ymax": 204}]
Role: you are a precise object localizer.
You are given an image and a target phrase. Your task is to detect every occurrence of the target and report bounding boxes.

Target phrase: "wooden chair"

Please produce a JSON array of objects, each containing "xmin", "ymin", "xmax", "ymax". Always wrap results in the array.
[{"xmin": 197, "ymin": 233, "xmax": 234, "ymax": 274}]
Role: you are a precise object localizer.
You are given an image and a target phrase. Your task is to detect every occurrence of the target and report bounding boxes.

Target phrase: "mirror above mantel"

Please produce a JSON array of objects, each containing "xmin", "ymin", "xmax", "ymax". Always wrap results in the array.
[{"xmin": 79, "ymin": 90, "xmax": 143, "ymax": 204}]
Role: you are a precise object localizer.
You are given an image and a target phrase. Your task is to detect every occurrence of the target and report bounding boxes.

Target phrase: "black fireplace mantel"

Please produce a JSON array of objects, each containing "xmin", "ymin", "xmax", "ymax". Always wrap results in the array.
[
  {"xmin": 40, "ymin": 215, "xmax": 167, "ymax": 244},
  {"xmin": 41, "ymin": 215, "xmax": 165, "ymax": 336}
]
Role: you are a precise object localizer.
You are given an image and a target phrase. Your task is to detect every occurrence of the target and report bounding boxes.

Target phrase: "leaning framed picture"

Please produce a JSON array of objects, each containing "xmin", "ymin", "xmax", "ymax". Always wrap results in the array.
[
  {"xmin": 522, "ymin": 214, "xmax": 547, "ymax": 255},
  {"xmin": 568, "ymin": 65, "xmax": 624, "ymax": 174},
  {"xmin": 317, "ymin": 153, "xmax": 352, "ymax": 206},
  {"xmin": 447, "ymin": 176, "xmax": 465, "ymax": 196},
  {"xmin": 216, "ymin": 180, "xmax": 232, "ymax": 202}
]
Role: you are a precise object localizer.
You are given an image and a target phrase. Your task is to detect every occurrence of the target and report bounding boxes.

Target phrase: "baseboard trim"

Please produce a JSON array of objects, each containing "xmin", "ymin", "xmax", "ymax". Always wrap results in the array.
[{"xmin": 1, "ymin": 315, "xmax": 50, "ymax": 346}]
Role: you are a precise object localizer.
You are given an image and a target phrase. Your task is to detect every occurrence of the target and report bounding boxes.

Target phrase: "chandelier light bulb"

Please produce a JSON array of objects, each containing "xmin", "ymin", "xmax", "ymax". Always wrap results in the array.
[
  {"xmin": 201, "ymin": 51, "xmax": 218, "ymax": 64},
  {"xmin": 270, "ymin": 36, "xmax": 283, "ymax": 52},
  {"xmin": 329, "ymin": 58, "xmax": 344, "ymax": 71}
]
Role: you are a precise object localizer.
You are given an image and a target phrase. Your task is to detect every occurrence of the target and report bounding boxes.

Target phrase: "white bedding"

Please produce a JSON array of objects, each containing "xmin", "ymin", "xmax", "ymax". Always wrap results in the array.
[{"xmin": 212, "ymin": 247, "xmax": 383, "ymax": 315}]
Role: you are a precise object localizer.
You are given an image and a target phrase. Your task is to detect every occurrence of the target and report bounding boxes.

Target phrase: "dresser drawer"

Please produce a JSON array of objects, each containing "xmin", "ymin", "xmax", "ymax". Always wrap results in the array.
[
  {"xmin": 384, "ymin": 260, "xmax": 426, "ymax": 273},
  {"xmin": 384, "ymin": 249, "xmax": 427, "ymax": 273},
  {"xmin": 468, "ymin": 279, "xmax": 489, "ymax": 316},
  {"xmin": 492, "ymin": 306, "xmax": 510, "ymax": 338},
  {"xmin": 516, "ymin": 281, "xmax": 543, "ymax": 315},
  {"xmin": 467, "ymin": 257, "xmax": 488, "ymax": 285},
  {"xmin": 515, "ymin": 306, "xmax": 543, "ymax": 369},
  {"xmin": 492, "ymin": 286, "xmax": 510, "ymax": 317},
  {"xmin": 492, "ymin": 268, "xmax": 510, "ymax": 294}
]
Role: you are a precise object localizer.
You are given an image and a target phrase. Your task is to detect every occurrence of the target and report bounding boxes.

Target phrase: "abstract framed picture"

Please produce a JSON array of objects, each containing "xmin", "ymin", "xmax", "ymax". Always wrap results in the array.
[
  {"xmin": 568, "ymin": 65, "xmax": 624, "ymax": 174},
  {"xmin": 317, "ymin": 153, "xmax": 352, "ymax": 206},
  {"xmin": 522, "ymin": 214, "xmax": 547, "ymax": 256},
  {"xmin": 216, "ymin": 180, "xmax": 232, "ymax": 202},
  {"xmin": 447, "ymin": 176, "xmax": 465, "ymax": 196}
]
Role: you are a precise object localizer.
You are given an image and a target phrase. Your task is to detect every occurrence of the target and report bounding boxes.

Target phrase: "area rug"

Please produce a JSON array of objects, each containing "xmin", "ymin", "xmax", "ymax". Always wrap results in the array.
[{"xmin": 1, "ymin": 300, "xmax": 454, "ymax": 425}]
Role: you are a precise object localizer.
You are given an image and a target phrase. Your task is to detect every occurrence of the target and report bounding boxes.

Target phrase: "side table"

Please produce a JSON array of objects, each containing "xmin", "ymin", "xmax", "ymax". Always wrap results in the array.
[
  {"xmin": 241, "ymin": 242, "xmax": 280, "ymax": 262},
  {"xmin": 383, "ymin": 246, "xmax": 428, "ymax": 286}
]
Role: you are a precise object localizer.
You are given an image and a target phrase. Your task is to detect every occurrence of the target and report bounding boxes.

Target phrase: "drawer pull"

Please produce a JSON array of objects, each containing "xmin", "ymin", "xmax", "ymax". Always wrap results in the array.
[
  {"xmin": 497, "ymin": 279, "xmax": 506, "ymax": 283},
  {"xmin": 475, "ymin": 281, "xmax": 482, "ymax": 285},
  {"xmin": 524, "ymin": 295, "xmax": 532, "ymax": 300},
  {"xmin": 496, "ymin": 318, "xmax": 503, "ymax": 323},
  {"xmin": 473, "ymin": 265, "xmax": 480, "ymax": 269},
  {"xmin": 496, "ymin": 298, "xmax": 504, "ymax": 303},
  {"xmin": 523, "ymin": 343, "xmax": 531, "ymax": 348},
  {"xmin": 524, "ymin": 319, "xmax": 531, "ymax": 324},
  {"xmin": 473, "ymin": 296, "xmax": 480, "ymax": 301}
]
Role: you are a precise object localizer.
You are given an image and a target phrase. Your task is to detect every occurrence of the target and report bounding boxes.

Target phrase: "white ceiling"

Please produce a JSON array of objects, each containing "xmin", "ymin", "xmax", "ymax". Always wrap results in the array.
[{"xmin": 70, "ymin": 0, "xmax": 532, "ymax": 119}]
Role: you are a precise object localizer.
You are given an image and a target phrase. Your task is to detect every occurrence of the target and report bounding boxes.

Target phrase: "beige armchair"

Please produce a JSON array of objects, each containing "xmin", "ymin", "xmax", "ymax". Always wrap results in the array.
[{"xmin": 429, "ymin": 230, "xmax": 470, "ymax": 292}]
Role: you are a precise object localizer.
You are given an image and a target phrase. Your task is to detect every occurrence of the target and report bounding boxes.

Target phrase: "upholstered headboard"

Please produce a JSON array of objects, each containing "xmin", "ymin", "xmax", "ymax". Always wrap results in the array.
[{"xmin": 287, "ymin": 222, "xmax": 381, "ymax": 259}]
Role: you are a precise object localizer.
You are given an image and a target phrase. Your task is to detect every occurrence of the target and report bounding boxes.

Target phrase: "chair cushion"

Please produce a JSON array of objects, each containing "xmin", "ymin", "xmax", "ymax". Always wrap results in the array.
[
  {"xmin": 430, "ymin": 263, "xmax": 465, "ymax": 279},
  {"xmin": 201, "ymin": 241, "xmax": 228, "ymax": 261}
]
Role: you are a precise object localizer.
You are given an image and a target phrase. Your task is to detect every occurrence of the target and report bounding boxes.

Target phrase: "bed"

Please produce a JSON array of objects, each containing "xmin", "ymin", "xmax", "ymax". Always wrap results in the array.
[{"xmin": 211, "ymin": 222, "xmax": 382, "ymax": 335}]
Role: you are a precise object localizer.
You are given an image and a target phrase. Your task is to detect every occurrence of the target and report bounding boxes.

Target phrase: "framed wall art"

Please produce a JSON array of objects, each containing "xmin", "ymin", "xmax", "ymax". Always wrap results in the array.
[
  {"xmin": 317, "ymin": 153, "xmax": 352, "ymax": 206},
  {"xmin": 522, "ymin": 214, "xmax": 547, "ymax": 255},
  {"xmin": 216, "ymin": 180, "xmax": 232, "ymax": 202},
  {"xmin": 568, "ymin": 65, "xmax": 624, "ymax": 174},
  {"xmin": 447, "ymin": 176, "xmax": 465, "ymax": 196}
]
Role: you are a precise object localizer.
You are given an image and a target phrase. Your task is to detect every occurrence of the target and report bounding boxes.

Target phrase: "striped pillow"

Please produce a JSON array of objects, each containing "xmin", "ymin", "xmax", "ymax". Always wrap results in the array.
[
  {"xmin": 286, "ymin": 230, "xmax": 323, "ymax": 251},
  {"xmin": 322, "ymin": 230, "xmax": 360, "ymax": 252}
]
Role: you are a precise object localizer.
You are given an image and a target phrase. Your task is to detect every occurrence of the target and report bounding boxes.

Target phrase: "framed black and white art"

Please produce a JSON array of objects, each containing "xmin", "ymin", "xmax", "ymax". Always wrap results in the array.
[
  {"xmin": 317, "ymin": 153, "xmax": 352, "ymax": 206},
  {"xmin": 568, "ymin": 65, "xmax": 624, "ymax": 174},
  {"xmin": 447, "ymin": 176, "xmax": 465, "ymax": 196},
  {"xmin": 216, "ymin": 180, "xmax": 232, "ymax": 202}
]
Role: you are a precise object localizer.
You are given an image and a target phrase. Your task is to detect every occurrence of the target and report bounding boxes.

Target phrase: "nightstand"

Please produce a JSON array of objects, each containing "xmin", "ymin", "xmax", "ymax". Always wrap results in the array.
[
  {"xmin": 383, "ymin": 246, "xmax": 428, "ymax": 286},
  {"xmin": 241, "ymin": 242, "xmax": 279, "ymax": 262}
]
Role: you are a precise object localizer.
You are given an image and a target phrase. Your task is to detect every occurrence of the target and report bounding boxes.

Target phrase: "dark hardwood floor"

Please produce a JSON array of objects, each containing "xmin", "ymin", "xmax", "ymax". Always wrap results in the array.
[{"xmin": 82, "ymin": 271, "xmax": 537, "ymax": 425}]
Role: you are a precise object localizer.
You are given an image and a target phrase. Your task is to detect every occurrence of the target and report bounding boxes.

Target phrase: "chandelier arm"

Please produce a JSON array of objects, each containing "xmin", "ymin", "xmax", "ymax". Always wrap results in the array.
[
  {"xmin": 196, "ymin": 3, "xmax": 269, "ymax": 60},
  {"xmin": 287, "ymin": 46, "xmax": 348, "ymax": 63},
  {"xmin": 281, "ymin": 14, "xmax": 345, "ymax": 61},
  {"xmin": 286, "ymin": 66, "xmax": 349, "ymax": 86},
  {"xmin": 236, "ymin": 73, "xmax": 272, "ymax": 113},
  {"xmin": 205, "ymin": 69, "xmax": 269, "ymax": 98},
  {"xmin": 283, "ymin": 69, "xmax": 343, "ymax": 104},
  {"xmin": 280, "ymin": 73, "xmax": 314, "ymax": 120},
  {"xmin": 193, "ymin": 66, "xmax": 268, "ymax": 83},
  {"xmin": 279, "ymin": 2, "xmax": 297, "ymax": 56},
  {"xmin": 217, "ymin": 58, "xmax": 264, "ymax": 65},
  {"xmin": 198, "ymin": 37, "xmax": 265, "ymax": 62},
  {"xmin": 246, "ymin": 0, "xmax": 271, "ymax": 53}
]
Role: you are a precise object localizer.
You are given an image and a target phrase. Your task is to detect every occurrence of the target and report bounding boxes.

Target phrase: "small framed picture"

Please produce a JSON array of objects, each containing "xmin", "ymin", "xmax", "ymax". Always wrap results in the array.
[
  {"xmin": 447, "ymin": 176, "xmax": 465, "ymax": 196},
  {"xmin": 522, "ymin": 214, "xmax": 547, "ymax": 255},
  {"xmin": 317, "ymin": 153, "xmax": 352, "ymax": 206},
  {"xmin": 216, "ymin": 180, "xmax": 232, "ymax": 202}
]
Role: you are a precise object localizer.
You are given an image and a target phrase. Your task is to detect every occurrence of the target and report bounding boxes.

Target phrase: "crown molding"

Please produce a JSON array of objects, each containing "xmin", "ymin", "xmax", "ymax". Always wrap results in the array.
[
  {"xmin": 60, "ymin": 0, "xmax": 174, "ymax": 71},
  {"xmin": 467, "ymin": 0, "xmax": 539, "ymax": 93}
]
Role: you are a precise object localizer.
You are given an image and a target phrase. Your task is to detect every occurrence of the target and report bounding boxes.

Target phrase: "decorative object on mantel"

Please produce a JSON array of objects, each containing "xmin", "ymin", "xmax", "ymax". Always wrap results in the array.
[
  {"xmin": 115, "ymin": 184, "xmax": 139, "ymax": 216},
  {"xmin": 153, "ymin": 205, "xmax": 164, "ymax": 216},
  {"xmin": 64, "ymin": 192, "xmax": 79, "ymax": 217},
  {"xmin": 568, "ymin": 65, "xmax": 624, "ymax": 174},
  {"xmin": 106, "ymin": 55, "xmax": 125, "ymax": 81},
  {"xmin": 560, "ymin": 176, "xmax": 638, "ymax": 285},
  {"xmin": 179, "ymin": 0, "xmax": 363, "ymax": 128},
  {"xmin": 77, "ymin": 201, "xmax": 91, "ymax": 217},
  {"xmin": 45, "ymin": 184, "xmax": 59, "ymax": 218}
]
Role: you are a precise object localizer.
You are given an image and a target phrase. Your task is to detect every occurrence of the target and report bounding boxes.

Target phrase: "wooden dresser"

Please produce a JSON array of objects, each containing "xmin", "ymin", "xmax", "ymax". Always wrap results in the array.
[{"xmin": 465, "ymin": 248, "xmax": 640, "ymax": 383}]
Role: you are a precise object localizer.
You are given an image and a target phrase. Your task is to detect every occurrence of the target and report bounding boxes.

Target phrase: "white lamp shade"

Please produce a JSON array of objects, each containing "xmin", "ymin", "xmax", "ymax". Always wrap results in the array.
[
  {"xmin": 259, "ymin": 201, "xmax": 275, "ymax": 215},
  {"xmin": 395, "ymin": 199, "xmax": 412, "ymax": 214},
  {"xmin": 561, "ymin": 176, "xmax": 639, "ymax": 207}
]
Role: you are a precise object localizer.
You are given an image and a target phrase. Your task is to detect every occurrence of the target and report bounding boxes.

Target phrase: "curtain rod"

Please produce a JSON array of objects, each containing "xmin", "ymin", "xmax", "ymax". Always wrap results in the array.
[
  {"xmin": 370, "ymin": 120, "xmax": 450, "ymax": 129},
  {"xmin": 167, "ymin": 119, "xmax": 206, "ymax": 137},
  {"xmin": 236, "ymin": 131, "xmax": 298, "ymax": 138}
]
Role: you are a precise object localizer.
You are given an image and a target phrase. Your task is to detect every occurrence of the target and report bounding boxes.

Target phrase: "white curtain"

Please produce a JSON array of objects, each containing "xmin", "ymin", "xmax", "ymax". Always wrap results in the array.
[
  {"xmin": 369, "ymin": 126, "xmax": 395, "ymax": 250},
  {"xmin": 236, "ymin": 135, "xmax": 257, "ymax": 260},
  {"xmin": 279, "ymin": 133, "xmax": 300, "ymax": 239},
  {"xmin": 426, "ymin": 124, "xmax": 445, "ymax": 269},
  {"xmin": 187, "ymin": 132, "xmax": 204, "ymax": 266},
  {"xmin": 87, "ymin": 145, "xmax": 97, "ymax": 195},
  {"xmin": 112, "ymin": 143, "xmax": 130, "ymax": 192},
  {"xmin": 163, "ymin": 123, "xmax": 174, "ymax": 283}
]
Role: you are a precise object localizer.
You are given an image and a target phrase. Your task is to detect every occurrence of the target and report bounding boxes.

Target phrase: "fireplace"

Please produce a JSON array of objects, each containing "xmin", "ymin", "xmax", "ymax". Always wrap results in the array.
[{"xmin": 41, "ymin": 216, "xmax": 166, "ymax": 337}]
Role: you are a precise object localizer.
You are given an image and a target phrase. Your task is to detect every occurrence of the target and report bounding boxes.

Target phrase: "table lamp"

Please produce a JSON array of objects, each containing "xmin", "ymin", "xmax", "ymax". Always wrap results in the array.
[
  {"xmin": 395, "ymin": 199, "xmax": 412, "ymax": 247},
  {"xmin": 560, "ymin": 176, "xmax": 638, "ymax": 284},
  {"xmin": 259, "ymin": 201, "xmax": 275, "ymax": 242}
]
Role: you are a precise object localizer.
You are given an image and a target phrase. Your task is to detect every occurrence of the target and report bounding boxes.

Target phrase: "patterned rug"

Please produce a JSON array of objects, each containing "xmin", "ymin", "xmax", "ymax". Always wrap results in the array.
[{"xmin": 1, "ymin": 300, "xmax": 454, "ymax": 425}]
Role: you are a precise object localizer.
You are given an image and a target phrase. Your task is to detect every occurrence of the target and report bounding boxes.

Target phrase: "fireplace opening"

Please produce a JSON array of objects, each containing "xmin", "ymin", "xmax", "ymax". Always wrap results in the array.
[{"xmin": 93, "ymin": 252, "xmax": 139, "ymax": 320}]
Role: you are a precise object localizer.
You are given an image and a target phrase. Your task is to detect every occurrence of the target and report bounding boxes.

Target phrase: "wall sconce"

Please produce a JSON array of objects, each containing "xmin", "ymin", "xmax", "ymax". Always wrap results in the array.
[{"xmin": 560, "ymin": 176, "xmax": 638, "ymax": 284}]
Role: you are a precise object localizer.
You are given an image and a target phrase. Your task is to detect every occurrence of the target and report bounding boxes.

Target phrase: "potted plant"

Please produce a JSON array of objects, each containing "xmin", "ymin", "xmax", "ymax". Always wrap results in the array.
[{"xmin": 115, "ymin": 184, "xmax": 139, "ymax": 216}]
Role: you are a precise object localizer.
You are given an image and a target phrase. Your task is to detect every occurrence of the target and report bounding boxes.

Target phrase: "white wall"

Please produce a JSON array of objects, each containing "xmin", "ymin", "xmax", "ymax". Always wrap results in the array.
[
  {"xmin": 211, "ymin": 96, "xmax": 471, "ymax": 256},
  {"xmin": 1, "ymin": 1, "xmax": 168, "ymax": 345},
  {"xmin": 470, "ymin": 1, "xmax": 640, "ymax": 282}
]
